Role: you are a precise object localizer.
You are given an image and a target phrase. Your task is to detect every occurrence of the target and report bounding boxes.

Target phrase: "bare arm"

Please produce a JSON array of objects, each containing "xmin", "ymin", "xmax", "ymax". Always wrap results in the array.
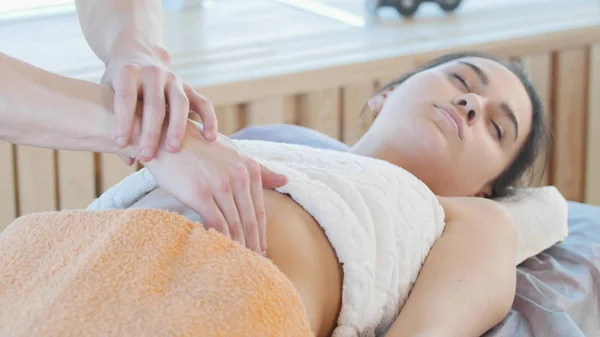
[
  {"xmin": 0, "ymin": 52, "xmax": 138, "ymax": 156},
  {"xmin": 74, "ymin": 0, "xmax": 165, "ymax": 65},
  {"xmin": 387, "ymin": 197, "xmax": 517, "ymax": 337},
  {"xmin": 74, "ymin": 0, "xmax": 218, "ymax": 164}
]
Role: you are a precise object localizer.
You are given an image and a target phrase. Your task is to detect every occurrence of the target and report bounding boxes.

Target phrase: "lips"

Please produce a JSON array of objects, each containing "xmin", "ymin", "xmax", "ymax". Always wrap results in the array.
[{"xmin": 434, "ymin": 104, "xmax": 464, "ymax": 139}]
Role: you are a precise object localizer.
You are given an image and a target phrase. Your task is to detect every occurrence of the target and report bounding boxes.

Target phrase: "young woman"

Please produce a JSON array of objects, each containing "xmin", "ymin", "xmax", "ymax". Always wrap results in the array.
[{"xmin": 127, "ymin": 52, "xmax": 549, "ymax": 337}]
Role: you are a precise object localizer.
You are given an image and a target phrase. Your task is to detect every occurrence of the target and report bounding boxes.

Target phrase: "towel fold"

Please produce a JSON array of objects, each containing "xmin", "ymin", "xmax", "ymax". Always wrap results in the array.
[
  {"xmin": 0, "ymin": 209, "xmax": 312, "ymax": 337},
  {"xmin": 88, "ymin": 139, "xmax": 570, "ymax": 337}
]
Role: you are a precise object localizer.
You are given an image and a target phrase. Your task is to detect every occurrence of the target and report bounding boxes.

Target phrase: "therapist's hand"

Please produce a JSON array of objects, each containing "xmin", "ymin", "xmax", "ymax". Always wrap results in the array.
[
  {"xmin": 144, "ymin": 121, "xmax": 288, "ymax": 255},
  {"xmin": 101, "ymin": 44, "xmax": 218, "ymax": 164}
]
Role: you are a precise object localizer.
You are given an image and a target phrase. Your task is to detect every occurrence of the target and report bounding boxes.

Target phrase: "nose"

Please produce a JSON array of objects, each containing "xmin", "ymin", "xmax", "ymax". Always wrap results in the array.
[{"xmin": 453, "ymin": 93, "xmax": 485, "ymax": 126}]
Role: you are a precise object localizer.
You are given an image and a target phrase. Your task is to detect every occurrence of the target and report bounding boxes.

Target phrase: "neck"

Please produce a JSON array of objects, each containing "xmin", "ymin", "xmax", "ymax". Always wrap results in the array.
[{"xmin": 350, "ymin": 132, "xmax": 398, "ymax": 166}]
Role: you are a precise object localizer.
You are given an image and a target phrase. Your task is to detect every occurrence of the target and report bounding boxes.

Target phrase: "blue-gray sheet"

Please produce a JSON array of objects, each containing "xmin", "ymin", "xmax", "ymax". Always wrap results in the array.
[{"xmin": 232, "ymin": 124, "xmax": 600, "ymax": 337}]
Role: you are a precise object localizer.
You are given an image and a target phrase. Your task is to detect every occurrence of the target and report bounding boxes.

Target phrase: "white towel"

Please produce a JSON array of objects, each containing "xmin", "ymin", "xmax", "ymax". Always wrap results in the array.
[
  {"xmin": 495, "ymin": 186, "xmax": 569, "ymax": 264},
  {"xmin": 88, "ymin": 139, "xmax": 569, "ymax": 337}
]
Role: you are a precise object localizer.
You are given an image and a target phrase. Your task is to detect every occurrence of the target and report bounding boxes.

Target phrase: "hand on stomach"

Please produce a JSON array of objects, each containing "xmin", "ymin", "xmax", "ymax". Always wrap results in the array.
[{"xmin": 130, "ymin": 187, "xmax": 342, "ymax": 337}]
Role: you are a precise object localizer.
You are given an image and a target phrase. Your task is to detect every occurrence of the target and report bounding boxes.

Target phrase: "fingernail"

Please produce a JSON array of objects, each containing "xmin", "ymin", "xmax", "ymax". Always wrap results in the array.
[
  {"xmin": 140, "ymin": 148, "xmax": 153, "ymax": 161},
  {"xmin": 168, "ymin": 138, "xmax": 180, "ymax": 150},
  {"xmin": 116, "ymin": 137, "xmax": 127, "ymax": 147}
]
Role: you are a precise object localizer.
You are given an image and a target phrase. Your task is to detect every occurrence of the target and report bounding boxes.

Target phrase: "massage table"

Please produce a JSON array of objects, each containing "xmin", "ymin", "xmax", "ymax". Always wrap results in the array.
[{"xmin": 232, "ymin": 124, "xmax": 600, "ymax": 337}]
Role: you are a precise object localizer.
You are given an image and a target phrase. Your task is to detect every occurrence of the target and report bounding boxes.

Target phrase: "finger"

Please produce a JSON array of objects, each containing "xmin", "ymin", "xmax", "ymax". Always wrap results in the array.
[
  {"xmin": 230, "ymin": 160, "xmax": 261, "ymax": 253},
  {"xmin": 192, "ymin": 191, "xmax": 231, "ymax": 239},
  {"xmin": 138, "ymin": 66, "xmax": 167, "ymax": 162},
  {"xmin": 260, "ymin": 165, "xmax": 288, "ymax": 189},
  {"xmin": 246, "ymin": 158, "xmax": 267, "ymax": 254},
  {"xmin": 112, "ymin": 64, "xmax": 141, "ymax": 146},
  {"xmin": 185, "ymin": 85, "xmax": 218, "ymax": 141},
  {"xmin": 165, "ymin": 77, "xmax": 189, "ymax": 153},
  {"xmin": 120, "ymin": 155, "xmax": 135, "ymax": 166},
  {"xmin": 212, "ymin": 172, "xmax": 245, "ymax": 247}
]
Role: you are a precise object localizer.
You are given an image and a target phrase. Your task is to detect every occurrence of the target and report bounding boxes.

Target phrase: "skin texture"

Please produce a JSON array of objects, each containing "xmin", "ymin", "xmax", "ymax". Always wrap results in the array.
[
  {"xmin": 133, "ymin": 56, "xmax": 531, "ymax": 337},
  {"xmin": 0, "ymin": 52, "xmax": 286, "ymax": 254},
  {"xmin": 73, "ymin": 0, "xmax": 288, "ymax": 253},
  {"xmin": 1, "ymin": 52, "xmax": 529, "ymax": 336},
  {"xmin": 74, "ymin": 0, "xmax": 218, "ymax": 158},
  {"xmin": 351, "ymin": 57, "xmax": 533, "ymax": 197}
]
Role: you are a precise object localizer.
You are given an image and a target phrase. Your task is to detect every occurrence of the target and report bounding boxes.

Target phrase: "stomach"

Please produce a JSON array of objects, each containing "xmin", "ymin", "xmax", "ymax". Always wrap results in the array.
[{"xmin": 130, "ymin": 187, "xmax": 343, "ymax": 337}]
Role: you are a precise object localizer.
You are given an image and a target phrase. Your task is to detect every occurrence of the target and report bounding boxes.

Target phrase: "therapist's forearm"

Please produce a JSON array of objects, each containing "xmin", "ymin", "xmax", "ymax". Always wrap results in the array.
[
  {"xmin": 74, "ymin": 0, "xmax": 166, "ymax": 64},
  {"xmin": 0, "ymin": 52, "xmax": 139, "ymax": 156}
]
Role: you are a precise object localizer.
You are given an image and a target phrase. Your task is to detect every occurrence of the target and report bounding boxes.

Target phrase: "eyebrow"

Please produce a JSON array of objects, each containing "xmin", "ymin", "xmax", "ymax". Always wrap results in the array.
[
  {"xmin": 459, "ymin": 61, "xmax": 489, "ymax": 86},
  {"xmin": 459, "ymin": 61, "xmax": 519, "ymax": 141}
]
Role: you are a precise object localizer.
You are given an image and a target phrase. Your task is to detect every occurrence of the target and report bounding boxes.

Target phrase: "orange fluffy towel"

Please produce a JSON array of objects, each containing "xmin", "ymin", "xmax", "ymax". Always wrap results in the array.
[{"xmin": 0, "ymin": 209, "xmax": 312, "ymax": 337}]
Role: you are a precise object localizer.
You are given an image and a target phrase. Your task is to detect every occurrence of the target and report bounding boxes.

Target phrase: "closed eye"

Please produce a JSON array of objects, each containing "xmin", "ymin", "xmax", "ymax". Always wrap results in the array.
[
  {"xmin": 491, "ymin": 120, "xmax": 503, "ymax": 141},
  {"xmin": 451, "ymin": 73, "xmax": 470, "ymax": 92}
]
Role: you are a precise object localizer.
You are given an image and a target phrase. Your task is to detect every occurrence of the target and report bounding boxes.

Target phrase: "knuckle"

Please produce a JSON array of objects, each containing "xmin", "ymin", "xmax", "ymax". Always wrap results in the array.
[
  {"xmin": 216, "ymin": 173, "xmax": 232, "ymax": 193},
  {"xmin": 244, "ymin": 158, "xmax": 261, "ymax": 180},
  {"xmin": 193, "ymin": 186, "xmax": 212, "ymax": 202},
  {"xmin": 121, "ymin": 63, "xmax": 141, "ymax": 75},
  {"xmin": 179, "ymin": 93, "xmax": 190, "ymax": 107},
  {"xmin": 231, "ymin": 164, "xmax": 249, "ymax": 182},
  {"xmin": 142, "ymin": 131, "xmax": 161, "ymax": 143},
  {"xmin": 255, "ymin": 209, "xmax": 266, "ymax": 223},
  {"xmin": 166, "ymin": 71, "xmax": 178, "ymax": 82},
  {"xmin": 144, "ymin": 65, "xmax": 163, "ymax": 78},
  {"xmin": 118, "ymin": 89, "xmax": 137, "ymax": 102},
  {"xmin": 196, "ymin": 95, "xmax": 212, "ymax": 109}
]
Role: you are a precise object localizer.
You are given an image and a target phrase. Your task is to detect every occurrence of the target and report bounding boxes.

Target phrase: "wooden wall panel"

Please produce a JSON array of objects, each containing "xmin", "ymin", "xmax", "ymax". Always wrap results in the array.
[
  {"xmin": 342, "ymin": 81, "xmax": 377, "ymax": 145},
  {"xmin": 247, "ymin": 97, "xmax": 296, "ymax": 126},
  {"xmin": 297, "ymin": 89, "xmax": 342, "ymax": 140},
  {"xmin": 58, "ymin": 151, "xmax": 96, "ymax": 210},
  {"xmin": 586, "ymin": 45, "xmax": 600, "ymax": 206},
  {"xmin": 99, "ymin": 153, "xmax": 138, "ymax": 195},
  {"xmin": 16, "ymin": 146, "xmax": 57, "ymax": 215},
  {"xmin": 214, "ymin": 105, "xmax": 242, "ymax": 136},
  {"xmin": 552, "ymin": 48, "xmax": 589, "ymax": 202},
  {"xmin": 521, "ymin": 53, "xmax": 553, "ymax": 186},
  {"xmin": 0, "ymin": 143, "xmax": 16, "ymax": 231}
]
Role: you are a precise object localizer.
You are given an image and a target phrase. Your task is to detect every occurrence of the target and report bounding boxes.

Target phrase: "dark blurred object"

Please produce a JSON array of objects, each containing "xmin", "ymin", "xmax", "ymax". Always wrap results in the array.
[{"xmin": 367, "ymin": 0, "xmax": 463, "ymax": 18}]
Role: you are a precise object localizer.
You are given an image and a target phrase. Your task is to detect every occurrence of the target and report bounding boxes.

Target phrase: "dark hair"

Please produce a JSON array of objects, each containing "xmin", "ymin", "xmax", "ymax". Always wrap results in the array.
[{"xmin": 367, "ymin": 52, "xmax": 550, "ymax": 199}]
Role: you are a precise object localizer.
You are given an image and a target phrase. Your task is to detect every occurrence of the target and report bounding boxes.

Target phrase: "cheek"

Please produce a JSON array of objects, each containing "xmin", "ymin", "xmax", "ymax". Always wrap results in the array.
[{"xmin": 386, "ymin": 73, "xmax": 452, "ymax": 110}]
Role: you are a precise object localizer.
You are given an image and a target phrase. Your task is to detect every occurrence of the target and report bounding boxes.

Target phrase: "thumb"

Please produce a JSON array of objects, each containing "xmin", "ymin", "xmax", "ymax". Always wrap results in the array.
[{"xmin": 260, "ymin": 165, "xmax": 288, "ymax": 189}]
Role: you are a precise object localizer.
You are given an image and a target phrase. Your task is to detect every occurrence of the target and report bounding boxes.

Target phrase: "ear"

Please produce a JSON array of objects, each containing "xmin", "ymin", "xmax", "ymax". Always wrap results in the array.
[{"xmin": 367, "ymin": 85, "xmax": 396, "ymax": 116}]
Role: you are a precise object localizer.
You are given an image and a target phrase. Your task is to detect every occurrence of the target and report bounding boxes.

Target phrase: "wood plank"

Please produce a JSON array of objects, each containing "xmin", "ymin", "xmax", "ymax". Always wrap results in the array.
[
  {"xmin": 297, "ymin": 88, "xmax": 342, "ymax": 140},
  {"xmin": 520, "ymin": 53, "xmax": 553, "ymax": 186},
  {"xmin": 0, "ymin": 143, "xmax": 16, "ymax": 231},
  {"xmin": 586, "ymin": 45, "xmax": 600, "ymax": 206},
  {"xmin": 342, "ymin": 81, "xmax": 377, "ymax": 145},
  {"xmin": 57, "ymin": 150, "xmax": 96, "ymax": 210},
  {"xmin": 214, "ymin": 105, "xmax": 242, "ymax": 136},
  {"xmin": 552, "ymin": 48, "xmax": 588, "ymax": 202},
  {"xmin": 246, "ymin": 97, "xmax": 296, "ymax": 126},
  {"xmin": 4, "ymin": 0, "xmax": 600, "ymax": 107},
  {"xmin": 16, "ymin": 146, "xmax": 57, "ymax": 215},
  {"xmin": 99, "ymin": 153, "xmax": 138, "ymax": 195}
]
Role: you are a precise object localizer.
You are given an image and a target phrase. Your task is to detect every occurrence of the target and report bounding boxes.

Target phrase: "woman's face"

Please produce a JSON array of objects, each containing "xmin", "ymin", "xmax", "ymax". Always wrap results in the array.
[{"xmin": 357, "ymin": 57, "xmax": 533, "ymax": 197}]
